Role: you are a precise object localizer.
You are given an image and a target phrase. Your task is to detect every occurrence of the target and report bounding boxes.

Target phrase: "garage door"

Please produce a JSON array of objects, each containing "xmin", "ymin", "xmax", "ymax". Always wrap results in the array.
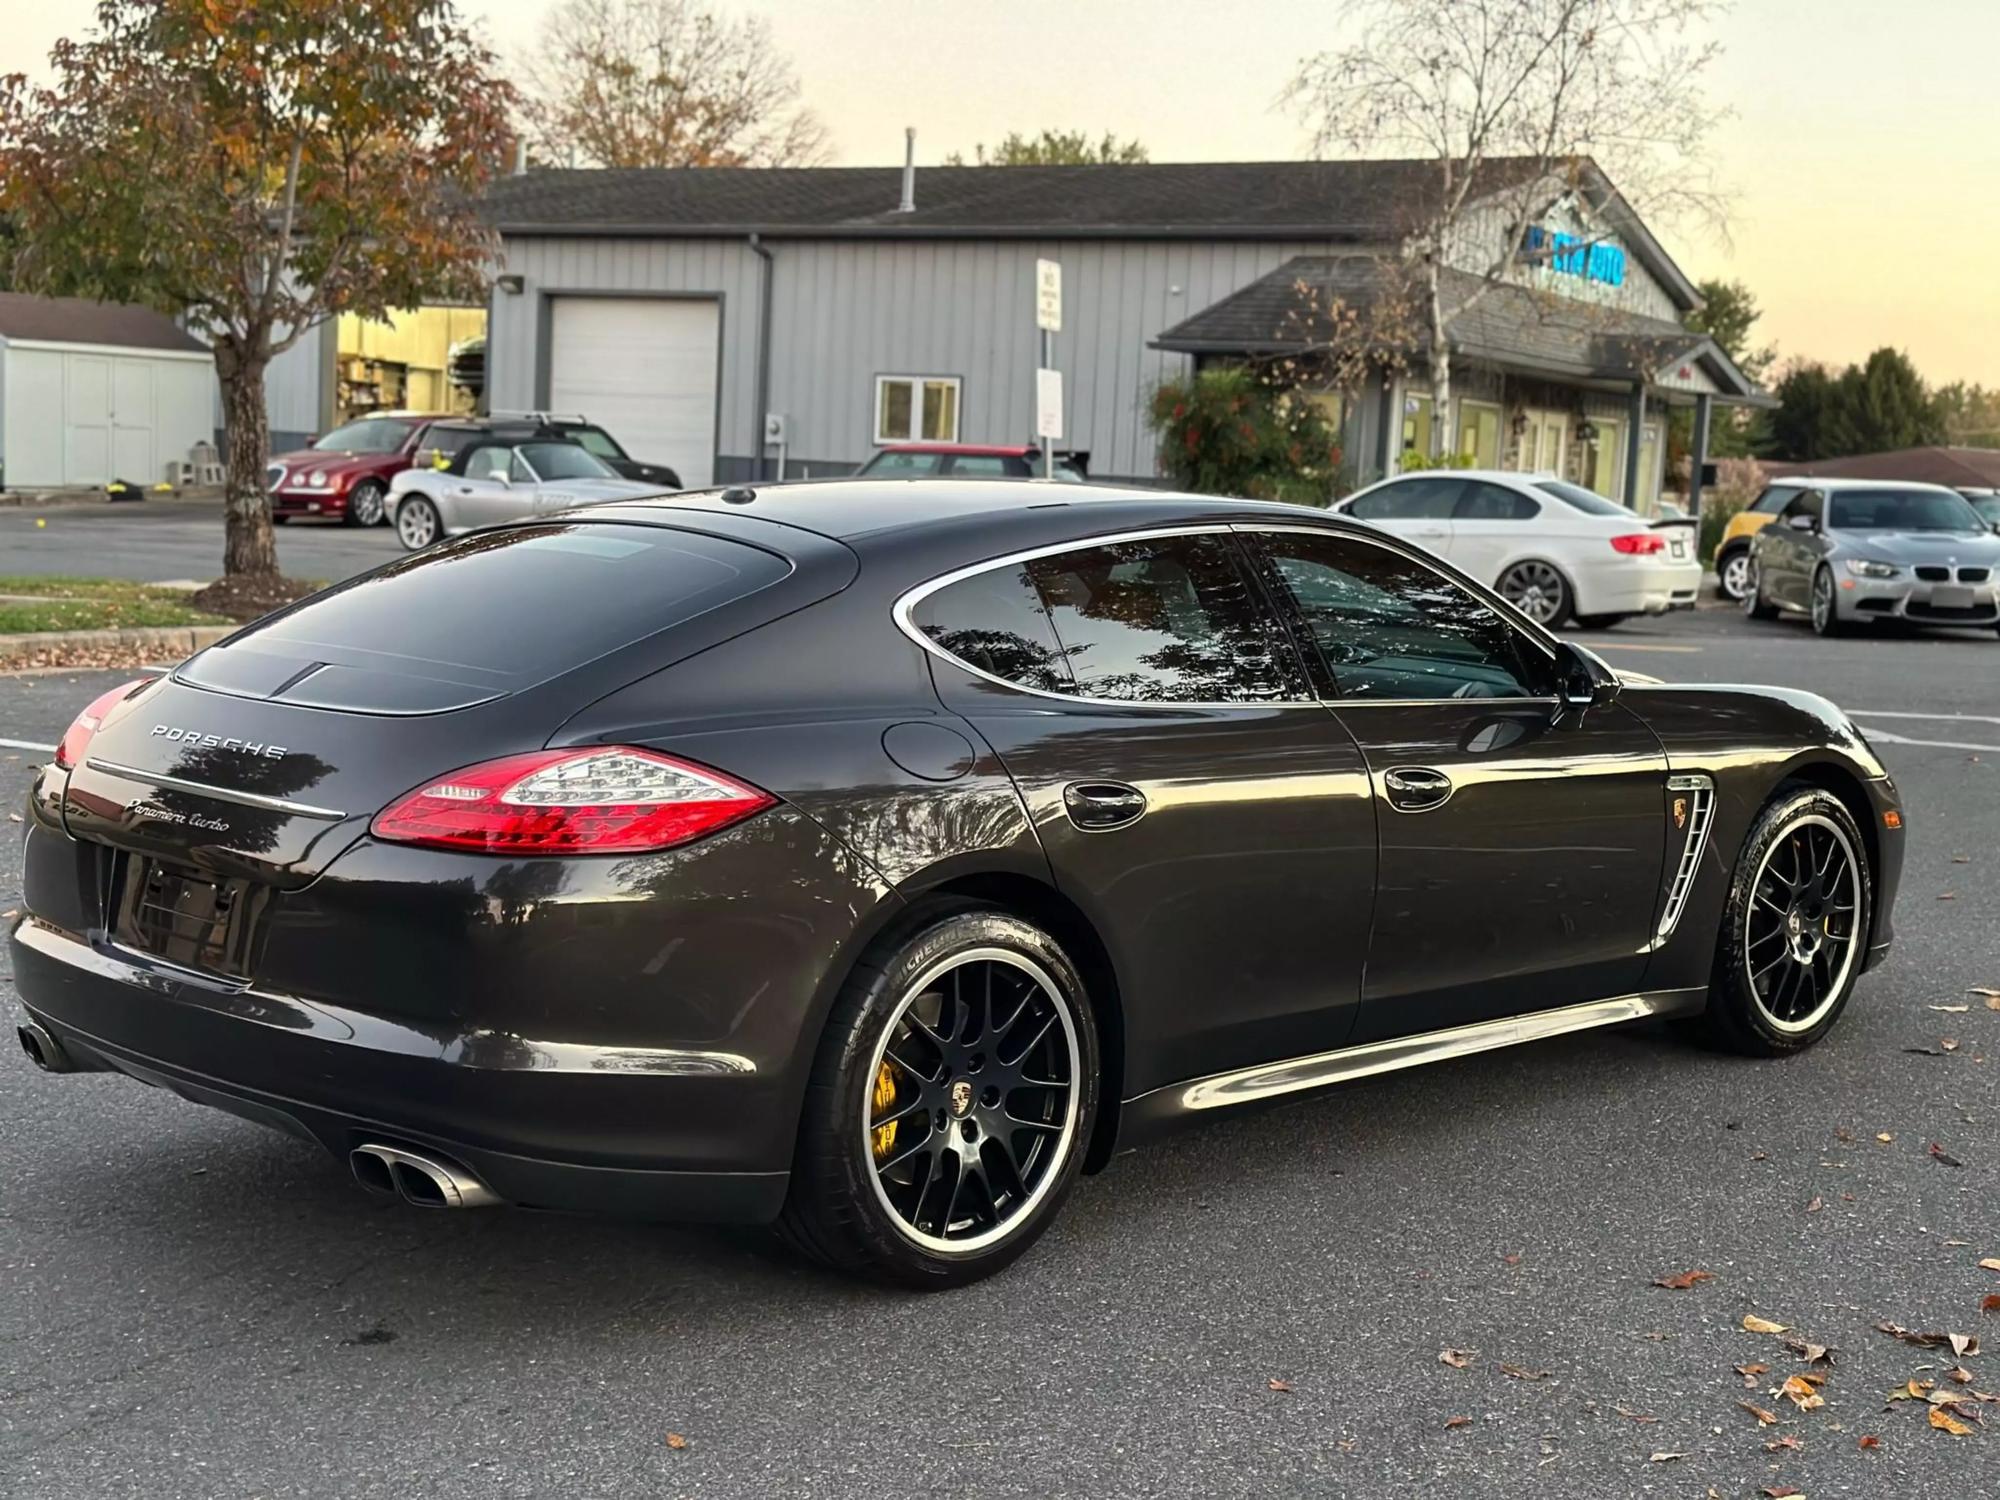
[{"xmin": 548, "ymin": 297, "xmax": 720, "ymax": 489}]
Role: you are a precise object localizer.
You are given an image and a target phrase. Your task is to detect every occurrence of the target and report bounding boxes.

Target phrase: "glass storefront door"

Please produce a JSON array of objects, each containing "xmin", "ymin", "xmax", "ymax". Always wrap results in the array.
[
  {"xmin": 1578, "ymin": 416, "xmax": 1626, "ymax": 499},
  {"xmin": 1514, "ymin": 411, "xmax": 1568, "ymax": 477}
]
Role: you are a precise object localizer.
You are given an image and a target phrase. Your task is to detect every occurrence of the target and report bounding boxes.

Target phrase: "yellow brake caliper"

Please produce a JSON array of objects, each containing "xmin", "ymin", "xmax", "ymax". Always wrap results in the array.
[{"xmin": 870, "ymin": 1060, "xmax": 899, "ymax": 1160}]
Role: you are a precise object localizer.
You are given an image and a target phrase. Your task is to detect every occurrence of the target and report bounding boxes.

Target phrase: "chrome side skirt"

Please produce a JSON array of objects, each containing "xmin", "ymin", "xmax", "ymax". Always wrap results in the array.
[{"xmin": 1168, "ymin": 988, "xmax": 1707, "ymax": 1113}]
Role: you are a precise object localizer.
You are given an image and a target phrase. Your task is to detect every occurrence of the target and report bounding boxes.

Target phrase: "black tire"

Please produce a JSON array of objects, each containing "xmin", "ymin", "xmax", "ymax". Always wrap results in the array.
[
  {"xmin": 1692, "ymin": 786, "xmax": 1872, "ymax": 1056},
  {"xmin": 1496, "ymin": 559, "xmax": 1573, "ymax": 628},
  {"xmin": 1809, "ymin": 566, "xmax": 1848, "ymax": 637},
  {"xmin": 395, "ymin": 495, "xmax": 441, "ymax": 551},
  {"xmin": 1715, "ymin": 544, "xmax": 1752, "ymax": 602},
  {"xmin": 1572, "ymin": 613, "xmax": 1630, "ymax": 630},
  {"xmin": 345, "ymin": 478, "xmax": 387, "ymax": 527},
  {"xmin": 1742, "ymin": 560, "xmax": 1779, "ymax": 620},
  {"xmin": 271, "ymin": 513, "xmax": 291, "ymax": 525},
  {"xmin": 778, "ymin": 906, "xmax": 1100, "ymax": 1289}
]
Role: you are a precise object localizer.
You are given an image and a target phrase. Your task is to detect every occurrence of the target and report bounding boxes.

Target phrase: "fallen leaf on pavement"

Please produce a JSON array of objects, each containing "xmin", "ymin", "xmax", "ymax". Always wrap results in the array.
[
  {"xmin": 1980, "ymin": 1257, "xmax": 2000, "ymax": 1272},
  {"xmin": 1744, "ymin": 1314, "xmax": 1790, "ymax": 1335},
  {"xmin": 1876, "ymin": 1132, "xmax": 1894, "ymax": 1144},
  {"xmin": 1876, "ymin": 1322, "xmax": 1979, "ymax": 1355},
  {"xmin": 1941, "ymin": 1039, "xmax": 1962, "ymax": 1052},
  {"xmin": 1805, "ymin": 1196, "xmax": 1824, "ymax": 1214},
  {"xmin": 1438, "ymin": 1348, "xmax": 1474, "ymax": 1369},
  {"xmin": 1647, "ymin": 1450, "xmax": 1686, "ymax": 1462},
  {"xmin": 1783, "ymin": 1338, "xmax": 1835, "ymax": 1365},
  {"xmin": 1655, "ymin": 1270, "xmax": 1714, "ymax": 1290},
  {"xmin": 1500, "ymin": 1251, "xmax": 1522, "ymax": 1266},
  {"xmin": 1443, "ymin": 1415, "xmax": 1472, "ymax": 1430},
  {"xmin": 1499, "ymin": 1362, "xmax": 1550, "ymax": 1381},
  {"xmin": 1614, "ymin": 1405, "xmax": 1659, "ymax": 1424},
  {"xmin": 1783, "ymin": 1375, "xmax": 1826, "ymax": 1410},
  {"xmin": 1930, "ymin": 1407, "xmax": 1974, "ymax": 1436},
  {"xmin": 1950, "ymin": 1367, "xmax": 1975, "ymax": 1384},
  {"xmin": 1939, "ymin": 892, "xmax": 1957, "ymax": 900},
  {"xmin": 1738, "ymin": 1362, "xmax": 1770, "ymax": 1387},
  {"xmin": 1267, "ymin": 1378, "xmax": 1293, "ymax": 1392},
  {"xmin": 1858, "ymin": 1434, "xmax": 1882, "ymax": 1449},
  {"xmin": 1930, "ymin": 1142, "xmax": 1965, "ymax": 1167},
  {"xmin": 1905, "ymin": 1047, "xmax": 1954, "ymax": 1057},
  {"xmin": 665, "ymin": 1433, "xmax": 689, "ymax": 1450},
  {"xmin": 1740, "ymin": 1399, "xmax": 1781, "ymax": 1425},
  {"xmin": 1762, "ymin": 1486, "xmax": 1803, "ymax": 1497},
  {"xmin": 1887, "ymin": 1380, "xmax": 1935, "ymax": 1403},
  {"xmin": 1930, "ymin": 1004, "xmax": 1971, "ymax": 1013},
  {"xmin": 1765, "ymin": 1433, "xmax": 1804, "ymax": 1451},
  {"xmin": 1984, "ymin": 1297, "xmax": 2000, "ymax": 1316}
]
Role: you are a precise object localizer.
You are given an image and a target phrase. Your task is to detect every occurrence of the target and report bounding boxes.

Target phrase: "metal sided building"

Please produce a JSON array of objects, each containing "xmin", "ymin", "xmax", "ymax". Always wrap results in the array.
[{"xmin": 477, "ymin": 157, "xmax": 1769, "ymax": 504}]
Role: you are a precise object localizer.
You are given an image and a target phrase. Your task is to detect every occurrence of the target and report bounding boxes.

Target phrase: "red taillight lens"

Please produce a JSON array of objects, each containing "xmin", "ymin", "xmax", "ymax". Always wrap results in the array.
[
  {"xmin": 1609, "ymin": 532, "xmax": 1667, "ymax": 555},
  {"xmin": 54, "ymin": 678, "xmax": 154, "ymax": 769},
  {"xmin": 370, "ymin": 747, "xmax": 775, "ymax": 855}
]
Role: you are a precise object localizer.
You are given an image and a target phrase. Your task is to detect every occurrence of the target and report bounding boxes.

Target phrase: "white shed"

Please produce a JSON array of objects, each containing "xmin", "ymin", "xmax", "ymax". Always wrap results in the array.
[{"xmin": 0, "ymin": 292, "xmax": 217, "ymax": 489}]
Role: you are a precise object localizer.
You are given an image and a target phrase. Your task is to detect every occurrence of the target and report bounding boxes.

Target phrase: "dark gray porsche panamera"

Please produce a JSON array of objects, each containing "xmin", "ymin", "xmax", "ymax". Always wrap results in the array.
[{"xmin": 12, "ymin": 481, "xmax": 1904, "ymax": 1286}]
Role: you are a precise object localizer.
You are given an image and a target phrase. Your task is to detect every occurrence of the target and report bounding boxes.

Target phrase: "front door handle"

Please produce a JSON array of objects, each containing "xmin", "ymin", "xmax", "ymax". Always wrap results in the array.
[
  {"xmin": 1383, "ymin": 766, "xmax": 1453, "ymax": 812},
  {"xmin": 1063, "ymin": 781, "xmax": 1148, "ymax": 832}
]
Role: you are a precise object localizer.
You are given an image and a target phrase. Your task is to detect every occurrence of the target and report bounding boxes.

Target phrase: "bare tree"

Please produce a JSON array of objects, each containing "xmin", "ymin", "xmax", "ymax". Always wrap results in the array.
[
  {"xmin": 1285, "ymin": 0, "xmax": 1730, "ymax": 458},
  {"xmin": 944, "ymin": 130, "xmax": 1150, "ymax": 166},
  {"xmin": 522, "ymin": 0, "xmax": 829, "ymax": 169}
]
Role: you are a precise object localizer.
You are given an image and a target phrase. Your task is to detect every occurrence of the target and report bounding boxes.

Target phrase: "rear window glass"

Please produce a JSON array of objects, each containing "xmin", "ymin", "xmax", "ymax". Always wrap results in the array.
[
  {"xmin": 1534, "ymin": 480, "xmax": 1632, "ymax": 517},
  {"xmin": 216, "ymin": 524, "xmax": 790, "ymax": 691}
]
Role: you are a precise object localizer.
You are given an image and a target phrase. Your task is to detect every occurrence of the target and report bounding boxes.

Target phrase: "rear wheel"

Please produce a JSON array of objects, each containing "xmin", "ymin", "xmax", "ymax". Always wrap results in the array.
[
  {"xmin": 1497, "ymin": 560, "xmax": 1572, "ymax": 627},
  {"xmin": 396, "ymin": 495, "xmax": 441, "ymax": 551},
  {"xmin": 779, "ymin": 908, "xmax": 1098, "ymax": 1288},
  {"xmin": 1716, "ymin": 546, "xmax": 1752, "ymax": 602},
  {"xmin": 271, "ymin": 513, "xmax": 291, "ymax": 525},
  {"xmin": 1693, "ymin": 787, "xmax": 1871, "ymax": 1055},
  {"xmin": 346, "ymin": 479, "xmax": 387, "ymax": 527}
]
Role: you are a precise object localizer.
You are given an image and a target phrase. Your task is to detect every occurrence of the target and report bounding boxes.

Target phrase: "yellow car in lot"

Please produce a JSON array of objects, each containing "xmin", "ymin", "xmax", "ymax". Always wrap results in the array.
[{"xmin": 1714, "ymin": 482, "xmax": 1810, "ymax": 600}]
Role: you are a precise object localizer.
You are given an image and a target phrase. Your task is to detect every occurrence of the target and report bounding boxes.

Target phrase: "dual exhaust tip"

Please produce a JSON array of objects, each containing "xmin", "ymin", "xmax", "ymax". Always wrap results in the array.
[
  {"xmin": 349, "ymin": 1142, "xmax": 501, "ymax": 1210},
  {"xmin": 18, "ymin": 1021, "xmax": 71, "ymax": 1074}
]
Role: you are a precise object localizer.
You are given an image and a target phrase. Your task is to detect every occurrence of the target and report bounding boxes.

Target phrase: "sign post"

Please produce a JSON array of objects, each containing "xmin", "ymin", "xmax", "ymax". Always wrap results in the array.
[{"xmin": 1035, "ymin": 259, "xmax": 1062, "ymax": 479}]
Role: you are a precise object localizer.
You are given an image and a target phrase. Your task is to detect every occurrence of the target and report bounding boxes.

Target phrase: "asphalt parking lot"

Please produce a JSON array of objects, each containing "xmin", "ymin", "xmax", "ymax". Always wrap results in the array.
[
  {"xmin": 3, "ymin": 596, "xmax": 1999, "ymax": 1496},
  {"xmin": 0, "ymin": 498, "xmax": 401, "ymax": 585}
]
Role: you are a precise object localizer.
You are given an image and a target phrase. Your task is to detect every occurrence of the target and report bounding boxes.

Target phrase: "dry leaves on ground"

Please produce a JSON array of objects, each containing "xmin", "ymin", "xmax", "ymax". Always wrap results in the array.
[
  {"xmin": 1744, "ymin": 1314, "xmax": 1790, "ymax": 1335},
  {"xmin": 1443, "ymin": 1415, "xmax": 1473, "ymax": 1430},
  {"xmin": 665, "ymin": 1433, "xmax": 689, "ymax": 1450},
  {"xmin": 1931, "ymin": 1142, "xmax": 1966, "ymax": 1168},
  {"xmin": 1876, "ymin": 1323, "xmax": 1980, "ymax": 1356},
  {"xmin": 1930, "ymin": 1004, "xmax": 1971, "ymax": 1013},
  {"xmin": 1739, "ymin": 1399, "xmax": 1781, "ymax": 1426},
  {"xmin": 1982, "ymin": 1296, "xmax": 2000, "ymax": 1315},
  {"xmin": 1655, "ymin": 1269, "xmax": 1714, "ymax": 1290},
  {"xmin": 1498, "ymin": 1363, "xmax": 1551, "ymax": 1382},
  {"xmin": 1438, "ymin": 1348, "xmax": 1474, "ymax": 1369},
  {"xmin": 1858, "ymin": 1434, "xmax": 1882, "ymax": 1449},
  {"xmin": 1647, "ymin": 1450, "xmax": 1686, "ymax": 1462},
  {"xmin": 1614, "ymin": 1405, "xmax": 1659, "ymax": 1424},
  {"xmin": 1737, "ymin": 1362, "xmax": 1770, "ymax": 1387},
  {"xmin": 1765, "ymin": 1433, "xmax": 1804, "ymax": 1452},
  {"xmin": 1877, "ymin": 1132, "xmax": 1895, "ymax": 1144},
  {"xmin": 1930, "ymin": 1407, "xmax": 1975, "ymax": 1437},
  {"xmin": 1783, "ymin": 1337, "xmax": 1835, "ymax": 1365},
  {"xmin": 1266, "ymin": 1378, "xmax": 1293, "ymax": 1393},
  {"xmin": 1762, "ymin": 1487, "xmax": 1804, "ymax": 1498},
  {"xmin": 1782, "ymin": 1374, "xmax": 1827, "ymax": 1411}
]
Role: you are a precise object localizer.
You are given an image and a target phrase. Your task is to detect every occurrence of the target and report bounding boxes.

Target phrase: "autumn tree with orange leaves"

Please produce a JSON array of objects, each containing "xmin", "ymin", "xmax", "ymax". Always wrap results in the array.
[{"xmin": 0, "ymin": 1, "xmax": 515, "ymax": 583}]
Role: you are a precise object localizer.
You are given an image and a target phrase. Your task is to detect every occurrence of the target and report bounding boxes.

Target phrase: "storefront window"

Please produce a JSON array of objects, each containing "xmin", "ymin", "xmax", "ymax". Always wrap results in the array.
[
  {"xmin": 1457, "ymin": 402, "xmax": 1501, "ymax": 468},
  {"xmin": 1577, "ymin": 417, "xmax": 1626, "ymax": 499},
  {"xmin": 1636, "ymin": 422, "xmax": 1663, "ymax": 512},
  {"xmin": 1400, "ymin": 391, "xmax": 1433, "ymax": 463}
]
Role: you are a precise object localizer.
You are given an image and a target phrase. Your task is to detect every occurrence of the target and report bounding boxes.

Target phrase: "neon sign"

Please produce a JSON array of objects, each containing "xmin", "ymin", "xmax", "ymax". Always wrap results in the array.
[{"xmin": 1523, "ymin": 225, "xmax": 1626, "ymax": 287}]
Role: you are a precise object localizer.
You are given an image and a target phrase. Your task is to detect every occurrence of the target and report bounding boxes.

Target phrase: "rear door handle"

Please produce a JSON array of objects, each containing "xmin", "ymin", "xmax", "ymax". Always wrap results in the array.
[
  {"xmin": 1382, "ymin": 766, "xmax": 1453, "ymax": 812},
  {"xmin": 1063, "ymin": 781, "xmax": 1148, "ymax": 832}
]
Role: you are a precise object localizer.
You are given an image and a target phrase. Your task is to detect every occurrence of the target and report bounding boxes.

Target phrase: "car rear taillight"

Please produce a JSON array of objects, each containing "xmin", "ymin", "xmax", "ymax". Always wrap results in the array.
[
  {"xmin": 1609, "ymin": 533, "xmax": 1667, "ymax": 555},
  {"xmin": 370, "ymin": 747, "xmax": 775, "ymax": 855},
  {"xmin": 54, "ymin": 678, "xmax": 154, "ymax": 769}
]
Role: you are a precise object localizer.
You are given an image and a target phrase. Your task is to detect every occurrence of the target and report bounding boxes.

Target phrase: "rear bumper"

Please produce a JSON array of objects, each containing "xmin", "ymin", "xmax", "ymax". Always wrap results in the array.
[
  {"xmin": 11, "ymin": 918, "xmax": 790, "ymax": 1220},
  {"xmin": 1580, "ymin": 559, "xmax": 1703, "ymax": 616}
]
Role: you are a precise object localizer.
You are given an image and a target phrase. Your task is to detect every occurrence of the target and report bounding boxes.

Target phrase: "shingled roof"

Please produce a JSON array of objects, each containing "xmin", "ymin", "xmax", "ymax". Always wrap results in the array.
[
  {"xmin": 483, "ymin": 158, "xmax": 1555, "ymax": 238},
  {"xmin": 1765, "ymin": 446, "xmax": 2000, "ymax": 490},
  {"xmin": 1152, "ymin": 255, "xmax": 1765, "ymax": 401},
  {"xmin": 0, "ymin": 292, "xmax": 206, "ymax": 354}
]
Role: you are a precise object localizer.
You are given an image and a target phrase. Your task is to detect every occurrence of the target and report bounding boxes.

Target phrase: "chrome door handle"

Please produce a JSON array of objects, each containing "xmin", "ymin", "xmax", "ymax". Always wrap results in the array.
[
  {"xmin": 1063, "ymin": 781, "xmax": 1148, "ymax": 832},
  {"xmin": 1383, "ymin": 766, "xmax": 1453, "ymax": 812}
]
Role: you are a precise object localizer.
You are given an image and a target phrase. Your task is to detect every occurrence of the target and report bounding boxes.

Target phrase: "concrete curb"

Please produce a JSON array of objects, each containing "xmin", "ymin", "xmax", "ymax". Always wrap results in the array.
[{"xmin": 0, "ymin": 623, "xmax": 235, "ymax": 663}]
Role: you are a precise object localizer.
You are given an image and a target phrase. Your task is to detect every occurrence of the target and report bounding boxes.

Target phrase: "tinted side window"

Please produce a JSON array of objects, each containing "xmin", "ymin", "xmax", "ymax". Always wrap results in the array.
[
  {"xmin": 1254, "ymin": 532, "xmax": 1559, "ymax": 701},
  {"xmin": 863, "ymin": 451, "xmax": 943, "ymax": 477},
  {"xmin": 1347, "ymin": 477, "xmax": 1464, "ymax": 520},
  {"xmin": 1780, "ymin": 489, "xmax": 1824, "ymax": 522},
  {"xmin": 1752, "ymin": 485, "xmax": 1798, "ymax": 514},
  {"xmin": 909, "ymin": 565, "xmax": 1074, "ymax": 694},
  {"xmin": 944, "ymin": 455, "xmax": 1014, "ymax": 477},
  {"xmin": 1024, "ymin": 535, "xmax": 1298, "ymax": 703},
  {"xmin": 1455, "ymin": 483, "xmax": 1539, "ymax": 521}
]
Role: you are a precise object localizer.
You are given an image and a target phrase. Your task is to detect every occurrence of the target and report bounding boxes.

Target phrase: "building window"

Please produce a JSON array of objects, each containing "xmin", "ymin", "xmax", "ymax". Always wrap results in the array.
[
  {"xmin": 1399, "ymin": 390, "xmax": 1434, "ymax": 463},
  {"xmin": 1457, "ymin": 401, "xmax": 1502, "ymax": 468},
  {"xmin": 875, "ymin": 376, "xmax": 961, "ymax": 444},
  {"xmin": 1577, "ymin": 415, "xmax": 1626, "ymax": 500}
]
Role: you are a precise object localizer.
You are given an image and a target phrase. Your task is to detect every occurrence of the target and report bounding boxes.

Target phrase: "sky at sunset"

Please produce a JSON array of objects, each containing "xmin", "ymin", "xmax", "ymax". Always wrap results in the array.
[{"xmin": 7, "ymin": 1, "xmax": 1995, "ymax": 387}]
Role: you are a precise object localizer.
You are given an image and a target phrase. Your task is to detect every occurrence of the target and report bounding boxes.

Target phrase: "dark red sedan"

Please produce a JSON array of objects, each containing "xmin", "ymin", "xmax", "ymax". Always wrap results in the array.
[{"xmin": 265, "ymin": 412, "xmax": 456, "ymax": 526}]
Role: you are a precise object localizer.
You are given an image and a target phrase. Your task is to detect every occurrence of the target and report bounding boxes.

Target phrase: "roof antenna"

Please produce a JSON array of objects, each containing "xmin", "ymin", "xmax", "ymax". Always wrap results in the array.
[{"xmin": 898, "ymin": 127, "xmax": 916, "ymax": 213}]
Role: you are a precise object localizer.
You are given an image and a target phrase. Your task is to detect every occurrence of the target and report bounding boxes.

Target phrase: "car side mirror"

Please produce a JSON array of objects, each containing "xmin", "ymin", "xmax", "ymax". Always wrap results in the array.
[
  {"xmin": 1786, "ymin": 512, "xmax": 1817, "ymax": 532},
  {"xmin": 1557, "ymin": 641, "xmax": 1621, "ymax": 714}
]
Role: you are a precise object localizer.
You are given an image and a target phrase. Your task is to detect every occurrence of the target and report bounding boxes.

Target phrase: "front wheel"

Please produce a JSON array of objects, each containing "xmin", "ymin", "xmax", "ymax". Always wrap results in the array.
[
  {"xmin": 1741, "ymin": 559, "xmax": 1778, "ymax": 620},
  {"xmin": 345, "ymin": 479, "xmax": 387, "ymax": 527},
  {"xmin": 778, "ymin": 908, "xmax": 1099, "ymax": 1288},
  {"xmin": 1810, "ymin": 566, "xmax": 1847, "ymax": 636},
  {"xmin": 1694, "ymin": 787, "xmax": 1872, "ymax": 1056},
  {"xmin": 1497, "ymin": 560, "xmax": 1573, "ymax": 628},
  {"xmin": 395, "ymin": 495, "xmax": 441, "ymax": 551}
]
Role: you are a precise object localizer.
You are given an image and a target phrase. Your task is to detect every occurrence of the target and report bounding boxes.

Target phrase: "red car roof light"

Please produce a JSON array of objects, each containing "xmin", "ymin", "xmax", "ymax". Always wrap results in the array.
[
  {"xmin": 1609, "ymin": 532, "xmax": 1667, "ymax": 555},
  {"xmin": 371, "ymin": 747, "xmax": 775, "ymax": 855},
  {"xmin": 54, "ymin": 677, "xmax": 156, "ymax": 769}
]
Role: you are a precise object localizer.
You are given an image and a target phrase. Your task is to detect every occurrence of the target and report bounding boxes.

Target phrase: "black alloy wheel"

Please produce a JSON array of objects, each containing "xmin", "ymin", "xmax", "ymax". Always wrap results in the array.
[
  {"xmin": 780, "ymin": 908, "xmax": 1098, "ymax": 1288},
  {"xmin": 346, "ymin": 479, "xmax": 387, "ymax": 527},
  {"xmin": 1695, "ymin": 787, "xmax": 1871, "ymax": 1055}
]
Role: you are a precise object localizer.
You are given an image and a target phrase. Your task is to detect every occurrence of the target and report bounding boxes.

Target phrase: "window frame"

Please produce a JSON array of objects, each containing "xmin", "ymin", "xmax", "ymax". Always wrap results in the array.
[
  {"xmin": 1240, "ymin": 524, "xmax": 1566, "ymax": 707},
  {"xmin": 893, "ymin": 520, "xmax": 1568, "ymax": 711},
  {"xmin": 874, "ymin": 374, "xmax": 964, "ymax": 445}
]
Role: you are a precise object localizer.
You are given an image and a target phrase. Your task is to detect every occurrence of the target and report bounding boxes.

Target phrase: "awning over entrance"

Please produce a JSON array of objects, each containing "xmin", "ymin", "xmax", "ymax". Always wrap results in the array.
[{"xmin": 1151, "ymin": 255, "xmax": 1772, "ymax": 407}]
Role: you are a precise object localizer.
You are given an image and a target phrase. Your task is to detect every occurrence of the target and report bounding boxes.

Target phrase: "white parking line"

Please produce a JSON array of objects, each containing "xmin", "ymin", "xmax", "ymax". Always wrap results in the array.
[
  {"xmin": 0, "ymin": 736, "xmax": 56, "ymax": 753},
  {"xmin": 1849, "ymin": 709, "xmax": 2000, "ymax": 726}
]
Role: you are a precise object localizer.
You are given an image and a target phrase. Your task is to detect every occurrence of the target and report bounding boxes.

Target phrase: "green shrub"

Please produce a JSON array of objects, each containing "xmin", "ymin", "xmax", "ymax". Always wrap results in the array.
[
  {"xmin": 1395, "ymin": 449, "xmax": 1477, "ymax": 473},
  {"xmin": 1148, "ymin": 368, "xmax": 1342, "ymax": 506}
]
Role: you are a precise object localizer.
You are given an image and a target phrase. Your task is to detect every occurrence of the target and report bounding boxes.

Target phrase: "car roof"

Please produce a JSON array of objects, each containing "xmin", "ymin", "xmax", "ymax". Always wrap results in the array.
[
  {"xmin": 595, "ymin": 478, "xmax": 1340, "ymax": 545},
  {"xmin": 877, "ymin": 442, "xmax": 1037, "ymax": 457},
  {"xmin": 1795, "ymin": 477, "xmax": 1967, "ymax": 494}
]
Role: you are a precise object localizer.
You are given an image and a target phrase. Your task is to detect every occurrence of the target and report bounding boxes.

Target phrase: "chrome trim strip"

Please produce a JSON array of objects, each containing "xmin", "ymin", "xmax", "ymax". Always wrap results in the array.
[
  {"xmin": 1171, "ymin": 989, "xmax": 1707, "ymax": 1112},
  {"xmin": 83, "ymin": 758, "xmax": 347, "ymax": 821},
  {"xmin": 1655, "ymin": 774, "xmax": 1716, "ymax": 944},
  {"xmin": 13, "ymin": 920, "xmax": 756, "ymax": 1077}
]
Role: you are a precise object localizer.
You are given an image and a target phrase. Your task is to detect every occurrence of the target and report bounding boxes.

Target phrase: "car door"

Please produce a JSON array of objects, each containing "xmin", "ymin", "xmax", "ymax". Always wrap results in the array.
[
  {"xmin": 906, "ymin": 529, "xmax": 1378, "ymax": 1096},
  {"xmin": 1448, "ymin": 479, "xmax": 1544, "ymax": 586},
  {"xmin": 1243, "ymin": 524, "xmax": 1671, "ymax": 1045},
  {"xmin": 448, "ymin": 444, "xmax": 521, "ymax": 527},
  {"xmin": 1339, "ymin": 476, "xmax": 1464, "ymax": 558},
  {"xmin": 1760, "ymin": 489, "xmax": 1826, "ymax": 609}
]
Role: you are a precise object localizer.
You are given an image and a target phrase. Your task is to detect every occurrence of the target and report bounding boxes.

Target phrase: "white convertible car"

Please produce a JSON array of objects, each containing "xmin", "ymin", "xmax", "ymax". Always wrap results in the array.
[
  {"xmin": 1334, "ymin": 468, "xmax": 1701, "ymax": 629},
  {"xmin": 387, "ymin": 435, "xmax": 661, "ymax": 551}
]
